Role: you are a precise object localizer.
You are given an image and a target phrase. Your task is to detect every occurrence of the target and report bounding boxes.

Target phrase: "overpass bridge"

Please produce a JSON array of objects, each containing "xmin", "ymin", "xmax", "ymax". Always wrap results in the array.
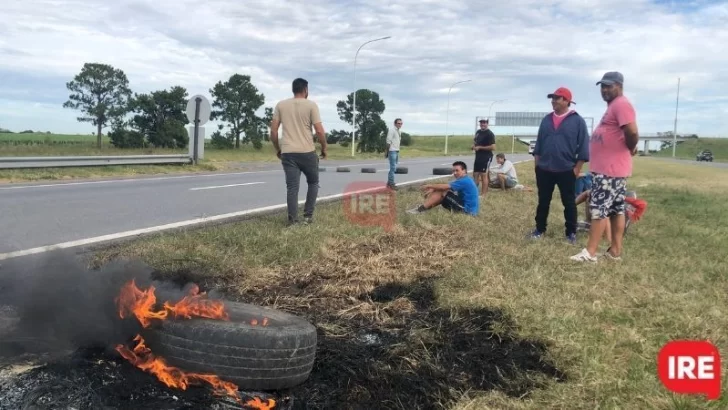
[{"xmin": 511, "ymin": 134, "xmax": 695, "ymax": 153}]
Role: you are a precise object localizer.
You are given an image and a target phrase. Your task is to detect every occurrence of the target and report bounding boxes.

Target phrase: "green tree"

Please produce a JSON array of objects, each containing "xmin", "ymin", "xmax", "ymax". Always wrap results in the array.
[
  {"xmin": 326, "ymin": 129, "xmax": 349, "ymax": 144},
  {"xmin": 336, "ymin": 89, "xmax": 387, "ymax": 153},
  {"xmin": 62, "ymin": 63, "xmax": 132, "ymax": 148},
  {"xmin": 260, "ymin": 107, "xmax": 274, "ymax": 141},
  {"xmin": 130, "ymin": 86, "xmax": 189, "ymax": 148},
  {"xmin": 210, "ymin": 74, "xmax": 265, "ymax": 148}
]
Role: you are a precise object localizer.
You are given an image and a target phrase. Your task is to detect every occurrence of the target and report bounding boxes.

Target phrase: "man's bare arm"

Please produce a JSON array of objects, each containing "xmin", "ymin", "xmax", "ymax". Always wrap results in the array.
[
  {"xmin": 622, "ymin": 122, "xmax": 639, "ymax": 151},
  {"xmin": 270, "ymin": 118, "xmax": 281, "ymax": 152},
  {"xmin": 423, "ymin": 183, "xmax": 451, "ymax": 191},
  {"xmin": 314, "ymin": 122, "xmax": 327, "ymax": 156},
  {"xmin": 475, "ymin": 144, "xmax": 496, "ymax": 151}
]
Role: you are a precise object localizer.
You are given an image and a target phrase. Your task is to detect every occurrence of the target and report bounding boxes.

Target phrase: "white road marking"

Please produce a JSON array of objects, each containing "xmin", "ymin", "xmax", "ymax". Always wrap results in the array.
[
  {"xmin": 0, "ymin": 157, "xmax": 471, "ymax": 191},
  {"xmin": 0, "ymin": 170, "xmax": 279, "ymax": 191},
  {"xmin": 0, "ymin": 159, "xmax": 531, "ymax": 261},
  {"xmin": 189, "ymin": 182, "xmax": 265, "ymax": 191}
]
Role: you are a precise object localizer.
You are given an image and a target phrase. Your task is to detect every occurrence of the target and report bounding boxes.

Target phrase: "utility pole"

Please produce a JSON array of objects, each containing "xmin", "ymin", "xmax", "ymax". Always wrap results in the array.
[{"xmin": 672, "ymin": 77, "xmax": 680, "ymax": 158}]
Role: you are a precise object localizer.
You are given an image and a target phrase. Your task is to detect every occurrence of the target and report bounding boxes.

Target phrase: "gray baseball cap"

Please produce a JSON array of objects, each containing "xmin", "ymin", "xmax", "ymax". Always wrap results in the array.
[{"xmin": 596, "ymin": 71, "xmax": 624, "ymax": 86}]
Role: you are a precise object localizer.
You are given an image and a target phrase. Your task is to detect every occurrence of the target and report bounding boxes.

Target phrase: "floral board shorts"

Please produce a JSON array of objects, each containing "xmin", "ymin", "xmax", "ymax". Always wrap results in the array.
[{"xmin": 588, "ymin": 173, "xmax": 627, "ymax": 220}]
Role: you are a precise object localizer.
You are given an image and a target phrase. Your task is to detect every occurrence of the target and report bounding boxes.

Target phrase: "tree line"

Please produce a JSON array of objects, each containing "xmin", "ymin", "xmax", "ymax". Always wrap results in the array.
[{"xmin": 62, "ymin": 62, "xmax": 411, "ymax": 152}]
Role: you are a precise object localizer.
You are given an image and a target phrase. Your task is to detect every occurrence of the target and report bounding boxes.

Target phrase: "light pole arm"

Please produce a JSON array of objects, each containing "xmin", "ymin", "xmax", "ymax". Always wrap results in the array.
[
  {"xmin": 444, "ymin": 79, "xmax": 471, "ymax": 155},
  {"xmin": 351, "ymin": 36, "xmax": 391, "ymax": 157}
]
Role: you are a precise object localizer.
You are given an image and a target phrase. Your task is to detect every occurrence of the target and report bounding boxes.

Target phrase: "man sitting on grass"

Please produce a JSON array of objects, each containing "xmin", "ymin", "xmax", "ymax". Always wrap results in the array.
[
  {"xmin": 407, "ymin": 161, "xmax": 479, "ymax": 216},
  {"xmin": 489, "ymin": 153, "xmax": 519, "ymax": 190}
]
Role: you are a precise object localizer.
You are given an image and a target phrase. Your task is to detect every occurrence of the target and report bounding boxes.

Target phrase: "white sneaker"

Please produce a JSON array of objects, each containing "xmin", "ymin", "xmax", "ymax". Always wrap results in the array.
[
  {"xmin": 406, "ymin": 205, "xmax": 426, "ymax": 214},
  {"xmin": 570, "ymin": 248, "xmax": 598, "ymax": 263}
]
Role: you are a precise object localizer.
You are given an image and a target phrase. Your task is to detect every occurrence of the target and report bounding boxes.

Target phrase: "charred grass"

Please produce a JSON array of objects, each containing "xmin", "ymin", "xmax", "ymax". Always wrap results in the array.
[{"xmin": 90, "ymin": 158, "xmax": 728, "ymax": 409}]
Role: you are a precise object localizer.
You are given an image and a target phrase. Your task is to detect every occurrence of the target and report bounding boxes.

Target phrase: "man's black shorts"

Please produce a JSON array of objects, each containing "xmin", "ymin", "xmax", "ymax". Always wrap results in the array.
[
  {"xmin": 441, "ymin": 190, "xmax": 465, "ymax": 213},
  {"xmin": 473, "ymin": 155, "xmax": 492, "ymax": 173}
]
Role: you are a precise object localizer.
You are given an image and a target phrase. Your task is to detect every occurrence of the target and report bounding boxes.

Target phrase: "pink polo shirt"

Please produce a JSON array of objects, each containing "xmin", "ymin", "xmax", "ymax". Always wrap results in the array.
[{"xmin": 589, "ymin": 95, "xmax": 636, "ymax": 178}]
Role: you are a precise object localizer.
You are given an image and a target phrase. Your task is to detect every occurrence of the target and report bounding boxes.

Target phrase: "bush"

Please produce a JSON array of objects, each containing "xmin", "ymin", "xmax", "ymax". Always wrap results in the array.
[
  {"xmin": 210, "ymin": 128, "xmax": 234, "ymax": 149},
  {"xmin": 401, "ymin": 132, "xmax": 412, "ymax": 146},
  {"xmin": 109, "ymin": 128, "xmax": 146, "ymax": 148}
]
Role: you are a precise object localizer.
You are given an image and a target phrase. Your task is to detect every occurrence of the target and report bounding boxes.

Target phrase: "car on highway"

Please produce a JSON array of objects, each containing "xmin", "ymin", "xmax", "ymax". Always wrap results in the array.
[
  {"xmin": 528, "ymin": 140, "xmax": 536, "ymax": 155},
  {"xmin": 696, "ymin": 149, "xmax": 713, "ymax": 162}
]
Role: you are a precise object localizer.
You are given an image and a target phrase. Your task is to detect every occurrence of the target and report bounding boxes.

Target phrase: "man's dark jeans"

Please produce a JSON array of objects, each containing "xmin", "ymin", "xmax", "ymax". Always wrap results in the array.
[
  {"xmin": 281, "ymin": 152, "xmax": 320, "ymax": 223},
  {"xmin": 535, "ymin": 166, "xmax": 577, "ymax": 236}
]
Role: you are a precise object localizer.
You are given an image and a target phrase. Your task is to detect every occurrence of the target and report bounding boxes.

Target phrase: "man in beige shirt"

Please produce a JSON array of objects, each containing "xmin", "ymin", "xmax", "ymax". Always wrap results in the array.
[{"xmin": 270, "ymin": 78, "xmax": 327, "ymax": 226}]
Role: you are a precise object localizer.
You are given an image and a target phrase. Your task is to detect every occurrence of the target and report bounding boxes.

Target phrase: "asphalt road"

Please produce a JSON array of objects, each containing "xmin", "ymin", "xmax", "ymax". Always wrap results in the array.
[{"xmin": 0, "ymin": 154, "xmax": 531, "ymax": 259}]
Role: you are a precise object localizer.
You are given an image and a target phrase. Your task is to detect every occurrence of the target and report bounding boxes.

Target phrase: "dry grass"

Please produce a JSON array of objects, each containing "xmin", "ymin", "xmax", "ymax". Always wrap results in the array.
[{"xmin": 90, "ymin": 157, "xmax": 728, "ymax": 409}]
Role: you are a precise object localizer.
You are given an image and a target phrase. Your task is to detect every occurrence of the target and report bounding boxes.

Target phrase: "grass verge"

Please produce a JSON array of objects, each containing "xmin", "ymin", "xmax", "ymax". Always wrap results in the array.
[
  {"xmin": 1, "ymin": 134, "xmax": 525, "ymax": 183},
  {"xmin": 91, "ymin": 157, "xmax": 728, "ymax": 409},
  {"xmin": 654, "ymin": 137, "xmax": 728, "ymax": 162}
]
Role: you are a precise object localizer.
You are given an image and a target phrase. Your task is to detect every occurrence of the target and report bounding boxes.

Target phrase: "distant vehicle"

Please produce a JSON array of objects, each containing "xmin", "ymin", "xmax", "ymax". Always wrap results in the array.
[
  {"xmin": 696, "ymin": 150, "xmax": 713, "ymax": 162},
  {"xmin": 528, "ymin": 140, "xmax": 536, "ymax": 155}
]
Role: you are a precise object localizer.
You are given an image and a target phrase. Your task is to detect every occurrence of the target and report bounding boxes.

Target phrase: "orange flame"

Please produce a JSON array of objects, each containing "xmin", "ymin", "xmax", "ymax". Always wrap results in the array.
[
  {"xmin": 245, "ymin": 397, "xmax": 277, "ymax": 410},
  {"xmin": 115, "ymin": 279, "xmax": 229, "ymax": 328},
  {"xmin": 116, "ymin": 335, "xmax": 277, "ymax": 409},
  {"xmin": 163, "ymin": 283, "xmax": 229, "ymax": 321},
  {"xmin": 116, "ymin": 335, "xmax": 243, "ymax": 400}
]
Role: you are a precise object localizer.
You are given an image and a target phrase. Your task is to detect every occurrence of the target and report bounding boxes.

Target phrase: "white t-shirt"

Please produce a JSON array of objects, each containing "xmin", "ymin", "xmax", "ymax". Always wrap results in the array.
[
  {"xmin": 386, "ymin": 128, "xmax": 401, "ymax": 151},
  {"xmin": 497, "ymin": 159, "xmax": 518, "ymax": 181}
]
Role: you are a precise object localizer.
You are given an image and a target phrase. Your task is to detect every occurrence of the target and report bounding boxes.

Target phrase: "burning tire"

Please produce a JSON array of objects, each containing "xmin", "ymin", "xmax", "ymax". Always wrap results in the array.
[{"xmin": 141, "ymin": 301, "xmax": 317, "ymax": 391}]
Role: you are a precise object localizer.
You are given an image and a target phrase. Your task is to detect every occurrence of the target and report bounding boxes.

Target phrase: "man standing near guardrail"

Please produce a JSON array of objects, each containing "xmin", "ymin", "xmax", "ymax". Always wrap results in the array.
[
  {"xmin": 385, "ymin": 118, "xmax": 403, "ymax": 189},
  {"xmin": 270, "ymin": 78, "xmax": 328, "ymax": 226},
  {"xmin": 571, "ymin": 72, "xmax": 639, "ymax": 262},
  {"xmin": 530, "ymin": 87, "xmax": 590, "ymax": 244}
]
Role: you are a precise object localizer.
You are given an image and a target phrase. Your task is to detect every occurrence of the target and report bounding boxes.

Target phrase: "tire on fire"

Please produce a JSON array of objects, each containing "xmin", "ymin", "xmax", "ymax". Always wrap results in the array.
[{"xmin": 142, "ymin": 301, "xmax": 317, "ymax": 391}]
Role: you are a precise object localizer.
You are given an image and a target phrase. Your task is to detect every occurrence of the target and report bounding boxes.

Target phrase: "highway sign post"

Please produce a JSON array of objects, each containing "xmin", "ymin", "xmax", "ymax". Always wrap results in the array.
[{"xmin": 186, "ymin": 95, "xmax": 212, "ymax": 164}]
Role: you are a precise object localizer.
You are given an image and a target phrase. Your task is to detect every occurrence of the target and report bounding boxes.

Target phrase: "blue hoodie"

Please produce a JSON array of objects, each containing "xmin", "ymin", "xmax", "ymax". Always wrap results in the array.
[{"xmin": 533, "ymin": 111, "xmax": 590, "ymax": 172}]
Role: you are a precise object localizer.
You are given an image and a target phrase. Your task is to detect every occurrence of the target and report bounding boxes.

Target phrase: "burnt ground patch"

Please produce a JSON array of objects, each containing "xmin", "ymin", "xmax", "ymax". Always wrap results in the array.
[
  {"xmin": 143, "ymin": 229, "xmax": 568, "ymax": 409},
  {"xmin": 0, "ymin": 343, "xmax": 288, "ymax": 410},
  {"xmin": 229, "ymin": 277, "xmax": 567, "ymax": 410}
]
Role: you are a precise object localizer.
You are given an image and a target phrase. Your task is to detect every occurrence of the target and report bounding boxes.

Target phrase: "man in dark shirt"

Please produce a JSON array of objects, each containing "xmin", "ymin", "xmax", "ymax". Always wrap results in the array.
[
  {"xmin": 472, "ymin": 119, "xmax": 496, "ymax": 196},
  {"xmin": 531, "ymin": 87, "xmax": 590, "ymax": 244}
]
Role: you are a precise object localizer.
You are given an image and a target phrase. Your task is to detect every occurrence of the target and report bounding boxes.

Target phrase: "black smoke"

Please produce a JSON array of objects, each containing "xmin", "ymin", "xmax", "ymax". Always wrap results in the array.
[{"xmin": 0, "ymin": 251, "xmax": 207, "ymax": 358}]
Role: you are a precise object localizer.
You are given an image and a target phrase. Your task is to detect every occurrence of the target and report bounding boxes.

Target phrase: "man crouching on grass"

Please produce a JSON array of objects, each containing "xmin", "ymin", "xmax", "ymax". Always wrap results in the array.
[{"xmin": 407, "ymin": 161, "xmax": 479, "ymax": 216}]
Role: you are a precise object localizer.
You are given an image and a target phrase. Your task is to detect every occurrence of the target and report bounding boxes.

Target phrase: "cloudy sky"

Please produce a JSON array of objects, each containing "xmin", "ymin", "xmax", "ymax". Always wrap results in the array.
[{"xmin": 1, "ymin": 0, "xmax": 727, "ymax": 138}]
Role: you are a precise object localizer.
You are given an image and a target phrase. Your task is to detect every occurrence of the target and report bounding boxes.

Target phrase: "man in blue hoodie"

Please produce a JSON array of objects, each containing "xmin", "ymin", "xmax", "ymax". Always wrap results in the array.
[{"xmin": 531, "ymin": 87, "xmax": 590, "ymax": 244}]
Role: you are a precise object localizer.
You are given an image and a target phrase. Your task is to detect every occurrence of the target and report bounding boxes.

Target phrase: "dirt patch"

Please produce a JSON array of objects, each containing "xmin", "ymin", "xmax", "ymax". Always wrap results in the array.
[{"xmin": 151, "ymin": 227, "xmax": 566, "ymax": 409}]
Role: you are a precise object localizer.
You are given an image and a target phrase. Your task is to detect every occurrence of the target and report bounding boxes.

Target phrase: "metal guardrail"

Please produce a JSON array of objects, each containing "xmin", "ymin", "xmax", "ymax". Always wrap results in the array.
[{"xmin": 0, "ymin": 155, "xmax": 192, "ymax": 169}]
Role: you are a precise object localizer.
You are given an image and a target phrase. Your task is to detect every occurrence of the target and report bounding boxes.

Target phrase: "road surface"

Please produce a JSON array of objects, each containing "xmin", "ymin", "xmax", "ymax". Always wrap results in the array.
[{"xmin": 0, "ymin": 154, "xmax": 531, "ymax": 259}]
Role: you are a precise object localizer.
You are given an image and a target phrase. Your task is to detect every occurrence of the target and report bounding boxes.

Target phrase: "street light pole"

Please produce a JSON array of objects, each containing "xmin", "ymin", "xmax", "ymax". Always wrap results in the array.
[
  {"xmin": 444, "ymin": 79, "xmax": 471, "ymax": 155},
  {"xmin": 351, "ymin": 35, "xmax": 391, "ymax": 157},
  {"xmin": 672, "ymin": 77, "xmax": 680, "ymax": 158}
]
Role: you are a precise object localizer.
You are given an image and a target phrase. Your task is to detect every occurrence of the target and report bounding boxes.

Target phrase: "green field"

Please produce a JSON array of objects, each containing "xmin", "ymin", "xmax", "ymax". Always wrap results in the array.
[
  {"xmin": 654, "ymin": 137, "xmax": 728, "ymax": 162},
  {"xmin": 90, "ymin": 158, "xmax": 728, "ymax": 409},
  {"xmin": 0, "ymin": 132, "xmax": 528, "ymax": 183}
]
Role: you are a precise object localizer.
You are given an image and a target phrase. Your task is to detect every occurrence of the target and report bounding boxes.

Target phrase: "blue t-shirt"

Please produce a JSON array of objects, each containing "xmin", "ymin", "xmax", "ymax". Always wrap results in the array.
[{"xmin": 449, "ymin": 175, "xmax": 480, "ymax": 215}]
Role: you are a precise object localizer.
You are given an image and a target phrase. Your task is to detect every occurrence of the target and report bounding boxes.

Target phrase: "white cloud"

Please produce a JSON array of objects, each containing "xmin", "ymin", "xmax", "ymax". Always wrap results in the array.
[{"xmin": 0, "ymin": 0, "xmax": 727, "ymax": 138}]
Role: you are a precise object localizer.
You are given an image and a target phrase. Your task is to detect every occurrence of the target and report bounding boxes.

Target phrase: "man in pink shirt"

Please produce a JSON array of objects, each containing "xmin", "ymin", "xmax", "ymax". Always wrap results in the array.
[{"xmin": 571, "ymin": 72, "xmax": 639, "ymax": 262}]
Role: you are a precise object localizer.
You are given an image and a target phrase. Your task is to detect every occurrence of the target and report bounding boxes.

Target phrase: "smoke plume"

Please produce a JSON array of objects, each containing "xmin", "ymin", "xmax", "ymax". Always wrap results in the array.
[{"xmin": 0, "ymin": 251, "xmax": 206, "ymax": 357}]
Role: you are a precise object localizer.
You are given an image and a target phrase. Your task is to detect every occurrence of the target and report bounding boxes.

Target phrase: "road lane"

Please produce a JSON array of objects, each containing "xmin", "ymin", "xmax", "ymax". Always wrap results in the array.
[{"xmin": 0, "ymin": 154, "xmax": 531, "ymax": 257}]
